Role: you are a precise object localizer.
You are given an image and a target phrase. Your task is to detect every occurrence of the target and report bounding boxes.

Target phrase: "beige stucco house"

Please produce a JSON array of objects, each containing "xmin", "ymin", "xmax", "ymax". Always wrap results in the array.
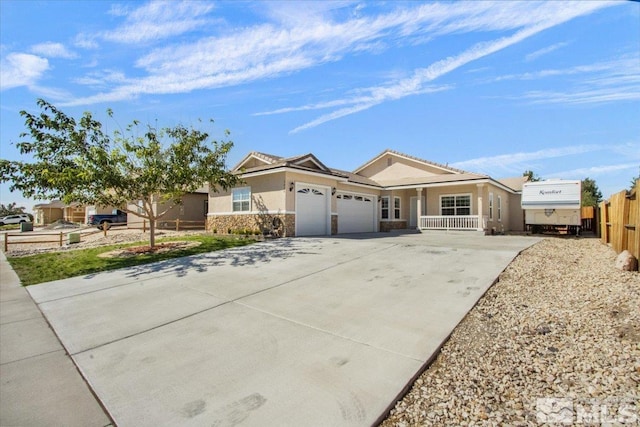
[
  {"xmin": 33, "ymin": 201, "xmax": 87, "ymax": 225},
  {"xmin": 207, "ymin": 150, "xmax": 525, "ymax": 237},
  {"xmin": 126, "ymin": 187, "xmax": 209, "ymax": 230},
  {"xmin": 34, "ymin": 202, "xmax": 124, "ymax": 226}
]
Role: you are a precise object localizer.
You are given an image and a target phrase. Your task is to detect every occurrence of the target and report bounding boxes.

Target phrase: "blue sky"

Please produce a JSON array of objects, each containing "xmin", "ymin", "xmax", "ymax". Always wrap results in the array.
[{"xmin": 1, "ymin": 0, "xmax": 639, "ymax": 211}]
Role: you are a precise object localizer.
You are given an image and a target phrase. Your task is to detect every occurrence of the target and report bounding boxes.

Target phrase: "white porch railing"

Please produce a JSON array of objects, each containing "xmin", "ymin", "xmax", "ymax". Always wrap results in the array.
[{"xmin": 419, "ymin": 215, "xmax": 480, "ymax": 230}]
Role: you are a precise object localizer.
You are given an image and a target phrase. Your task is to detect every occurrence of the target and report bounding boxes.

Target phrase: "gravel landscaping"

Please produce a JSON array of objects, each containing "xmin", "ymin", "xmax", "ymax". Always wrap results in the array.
[
  {"xmin": 382, "ymin": 237, "xmax": 639, "ymax": 426},
  {"xmin": 4, "ymin": 228, "xmax": 205, "ymax": 257}
]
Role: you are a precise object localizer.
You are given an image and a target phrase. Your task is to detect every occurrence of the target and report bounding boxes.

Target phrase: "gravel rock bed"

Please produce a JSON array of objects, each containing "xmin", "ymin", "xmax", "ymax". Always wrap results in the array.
[
  {"xmin": 5, "ymin": 228, "xmax": 205, "ymax": 257},
  {"xmin": 382, "ymin": 237, "xmax": 639, "ymax": 426}
]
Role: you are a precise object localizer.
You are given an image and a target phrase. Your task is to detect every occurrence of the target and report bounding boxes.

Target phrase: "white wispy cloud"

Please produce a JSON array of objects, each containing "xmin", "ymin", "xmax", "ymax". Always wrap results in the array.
[
  {"xmin": 74, "ymin": 33, "xmax": 99, "ymax": 50},
  {"xmin": 525, "ymin": 41, "xmax": 569, "ymax": 62},
  {"xmin": 62, "ymin": 1, "xmax": 616, "ymax": 111},
  {"xmin": 30, "ymin": 42, "xmax": 77, "ymax": 59},
  {"xmin": 493, "ymin": 57, "xmax": 638, "ymax": 82},
  {"xmin": 491, "ymin": 55, "xmax": 640, "ymax": 105},
  {"xmin": 102, "ymin": 0, "xmax": 215, "ymax": 44},
  {"xmin": 522, "ymin": 57, "xmax": 640, "ymax": 105},
  {"xmin": 0, "ymin": 53, "xmax": 49, "ymax": 90},
  {"xmin": 550, "ymin": 163, "xmax": 639, "ymax": 179},
  {"xmin": 286, "ymin": 2, "xmax": 614, "ymax": 133},
  {"xmin": 450, "ymin": 145, "xmax": 607, "ymax": 173},
  {"xmin": 522, "ymin": 86, "xmax": 640, "ymax": 105},
  {"xmin": 73, "ymin": 70, "xmax": 130, "ymax": 90}
]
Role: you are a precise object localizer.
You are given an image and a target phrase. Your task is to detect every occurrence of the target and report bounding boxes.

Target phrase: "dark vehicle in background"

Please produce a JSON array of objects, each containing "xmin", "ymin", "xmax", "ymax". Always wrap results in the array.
[{"xmin": 87, "ymin": 210, "xmax": 128, "ymax": 230}]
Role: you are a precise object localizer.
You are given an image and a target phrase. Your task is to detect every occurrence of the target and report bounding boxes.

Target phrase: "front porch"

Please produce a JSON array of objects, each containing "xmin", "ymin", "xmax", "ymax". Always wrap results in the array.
[
  {"xmin": 419, "ymin": 215, "xmax": 488, "ymax": 231},
  {"xmin": 411, "ymin": 183, "xmax": 489, "ymax": 232}
]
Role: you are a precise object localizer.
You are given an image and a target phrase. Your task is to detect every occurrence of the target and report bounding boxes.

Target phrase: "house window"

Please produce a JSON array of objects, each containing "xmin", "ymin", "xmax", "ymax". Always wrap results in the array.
[
  {"xmin": 489, "ymin": 193, "xmax": 494, "ymax": 220},
  {"xmin": 497, "ymin": 195, "xmax": 502, "ymax": 221},
  {"xmin": 440, "ymin": 194, "xmax": 471, "ymax": 216},
  {"xmin": 232, "ymin": 187, "xmax": 251, "ymax": 212},
  {"xmin": 394, "ymin": 197, "xmax": 401, "ymax": 219},
  {"xmin": 381, "ymin": 197, "xmax": 389, "ymax": 219}
]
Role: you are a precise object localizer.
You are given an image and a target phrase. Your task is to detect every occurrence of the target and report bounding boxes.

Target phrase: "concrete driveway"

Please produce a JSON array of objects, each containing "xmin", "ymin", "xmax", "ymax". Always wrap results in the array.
[{"xmin": 27, "ymin": 231, "xmax": 539, "ymax": 427}]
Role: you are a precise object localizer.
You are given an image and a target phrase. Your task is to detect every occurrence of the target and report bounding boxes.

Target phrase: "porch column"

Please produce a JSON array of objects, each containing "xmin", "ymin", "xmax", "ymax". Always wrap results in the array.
[
  {"xmin": 416, "ymin": 187, "xmax": 423, "ymax": 230},
  {"xmin": 476, "ymin": 183, "xmax": 485, "ymax": 231}
]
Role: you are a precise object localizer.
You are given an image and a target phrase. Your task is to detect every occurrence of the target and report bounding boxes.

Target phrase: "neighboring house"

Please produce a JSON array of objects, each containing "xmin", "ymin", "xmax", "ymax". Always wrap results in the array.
[
  {"xmin": 126, "ymin": 185, "xmax": 209, "ymax": 229},
  {"xmin": 33, "ymin": 200, "xmax": 85, "ymax": 225},
  {"xmin": 207, "ymin": 149, "xmax": 525, "ymax": 237},
  {"xmin": 33, "ymin": 200, "xmax": 65, "ymax": 225},
  {"xmin": 34, "ymin": 201, "xmax": 124, "ymax": 226}
]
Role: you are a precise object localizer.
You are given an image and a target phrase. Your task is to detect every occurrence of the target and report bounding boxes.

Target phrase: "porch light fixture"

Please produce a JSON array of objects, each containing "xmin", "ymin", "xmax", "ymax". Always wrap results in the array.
[
  {"xmin": 289, "ymin": 182, "xmax": 295, "ymax": 192},
  {"xmin": 331, "ymin": 187, "xmax": 336, "ymax": 195}
]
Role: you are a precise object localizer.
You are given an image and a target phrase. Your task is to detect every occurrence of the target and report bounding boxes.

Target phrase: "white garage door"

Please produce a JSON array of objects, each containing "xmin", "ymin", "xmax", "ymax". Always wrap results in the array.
[
  {"xmin": 337, "ymin": 193, "xmax": 376, "ymax": 234},
  {"xmin": 296, "ymin": 185, "xmax": 329, "ymax": 236}
]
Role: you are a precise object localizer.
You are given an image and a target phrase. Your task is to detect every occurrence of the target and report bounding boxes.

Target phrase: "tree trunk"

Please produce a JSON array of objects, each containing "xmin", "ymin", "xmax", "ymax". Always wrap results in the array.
[{"xmin": 149, "ymin": 217, "xmax": 156, "ymax": 248}]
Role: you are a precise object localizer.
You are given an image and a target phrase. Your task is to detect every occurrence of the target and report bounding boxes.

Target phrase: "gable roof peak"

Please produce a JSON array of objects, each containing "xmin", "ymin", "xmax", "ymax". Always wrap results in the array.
[
  {"xmin": 250, "ymin": 151, "xmax": 284, "ymax": 163},
  {"xmin": 354, "ymin": 149, "xmax": 471, "ymax": 175}
]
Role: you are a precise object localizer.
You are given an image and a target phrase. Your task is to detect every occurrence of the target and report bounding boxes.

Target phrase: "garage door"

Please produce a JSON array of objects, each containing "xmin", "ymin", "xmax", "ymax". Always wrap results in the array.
[
  {"xmin": 296, "ymin": 185, "xmax": 330, "ymax": 236},
  {"xmin": 337, "ymin": 193, "xmax": 376, "ymax": 233}
]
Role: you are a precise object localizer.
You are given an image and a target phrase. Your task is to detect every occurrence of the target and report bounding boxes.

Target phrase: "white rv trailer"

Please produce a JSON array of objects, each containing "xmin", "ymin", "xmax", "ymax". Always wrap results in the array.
[{"xmin": 521, "ymin": 180, "xmax": 582, "ymax": 234}]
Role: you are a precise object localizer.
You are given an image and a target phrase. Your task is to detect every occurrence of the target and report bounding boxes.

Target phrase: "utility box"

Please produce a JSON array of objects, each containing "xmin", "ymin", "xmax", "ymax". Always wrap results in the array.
[
  {"xmin": 67, "ymin": 233, "xmax": 81, "ymax": 244},
  {"xmin": 20, "ymin": 222, "xmax": 33, "ymax": 232}
]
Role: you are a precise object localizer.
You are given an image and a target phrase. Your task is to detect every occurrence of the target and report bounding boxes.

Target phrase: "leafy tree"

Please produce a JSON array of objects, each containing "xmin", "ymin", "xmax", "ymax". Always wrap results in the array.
[
  {"xmin": 631, "ymin": 167, "xmax": 640, "ymax": 191},
  {"xmin": 523, "ymin": 170, "xmax": 541, "ymax": 182},
  {"xmin": 0, "ymin": 99, "xmax": 240, "ymax": 247},
  {"xmin": 581, "ymin": 177, "xmax": 602, "ymax": 207},
  {"xmin": 0, "ymin": 202, "xmax": 27, "ymax": 217}
]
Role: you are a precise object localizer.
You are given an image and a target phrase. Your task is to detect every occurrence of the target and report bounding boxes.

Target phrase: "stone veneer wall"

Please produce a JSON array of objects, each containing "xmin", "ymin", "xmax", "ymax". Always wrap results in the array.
[
  {"xmin": 207, "ymin": 214, "xmax": 295, "ymax": 237},
  {"xmin": 331, "ymin": 215, "xmax": 338, "ymax": 235},
  {"xmin": 380, "ymin": 220, "xmax": 408, "ymax": 232}
]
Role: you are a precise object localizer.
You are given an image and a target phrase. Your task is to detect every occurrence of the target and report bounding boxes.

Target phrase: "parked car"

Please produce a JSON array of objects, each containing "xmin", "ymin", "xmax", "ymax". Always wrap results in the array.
[
  {"xmin": 0, "ymin": 214, "xmax": 32, "ymax": 226},
  {"xmin": 87, "ymin": 210, "xmax": 128, "ymax": 230}
]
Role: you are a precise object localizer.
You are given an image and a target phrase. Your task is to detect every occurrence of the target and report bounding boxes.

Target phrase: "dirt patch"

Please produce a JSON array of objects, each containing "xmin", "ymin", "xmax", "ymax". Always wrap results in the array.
[{"xmin": 98, "ymin": 241, "xmax": 201, "ymax": 258}]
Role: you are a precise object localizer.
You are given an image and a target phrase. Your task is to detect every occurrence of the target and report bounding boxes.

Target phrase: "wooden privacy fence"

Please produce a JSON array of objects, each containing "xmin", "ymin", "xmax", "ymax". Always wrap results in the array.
[
  {"xmin": 600, "ymin": 179, "xmax": 639, "ymax": 259},
  {"xmin": 581, "ymin": 206, "xmax": 597, "ymax": 233}
]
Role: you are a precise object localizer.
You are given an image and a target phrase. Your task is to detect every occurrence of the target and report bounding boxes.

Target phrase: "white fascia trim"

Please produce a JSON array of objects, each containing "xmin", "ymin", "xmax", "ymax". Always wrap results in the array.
[
  {"xmin": 388, "ymin": 152, "xmax": 456, "ymax": 174},
  {"xmin": 292, "ymin": 156, "xmax": 328, "ymax": 171},
  {"xmin": 241, "ymin": 167, "xmax": 349, "ymax": 182},
  {"xmin": 487, "ymin": 178, "xmax": 520, "ymax": 194},
  {"xmin": 232, "ymin": 153, "xmax": 273, "ymax": 171},
  {"xmin": 208, "ymin": 211, "xmax": 295, "ymax": 216},
  {"xmin": 386, "ymin": 178, "xmax": 517, "ymax": 193},
  {"xmin": 354, "ymin": 151, "xmax": 454, "ymax": 175},
  {"xmin": 338, "ymin": 181, "xmax": 382, "ymax": 191},
  {"xmin": 335, "ymin": 189, "xmax": 378, "ymax": 197}
]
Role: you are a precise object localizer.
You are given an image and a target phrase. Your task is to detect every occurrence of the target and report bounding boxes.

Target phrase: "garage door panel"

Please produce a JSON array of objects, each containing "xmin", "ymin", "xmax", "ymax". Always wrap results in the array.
[
  {"xmin": 296, "ymin": 186, "xmax": 329, "ymax": 236},
  {"xmin": 337, "ymin": 193, "xmax": 375, "ymax": 234}
]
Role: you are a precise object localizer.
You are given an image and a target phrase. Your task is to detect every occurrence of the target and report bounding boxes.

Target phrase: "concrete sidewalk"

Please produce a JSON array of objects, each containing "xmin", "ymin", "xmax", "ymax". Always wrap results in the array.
[
  {"xmin": 24, "ymin": 232, "xmax": 539, "ymax": 426},
  {"xmin": 0, "ymin": 250, "xmax": 112, "ymax": 426}
]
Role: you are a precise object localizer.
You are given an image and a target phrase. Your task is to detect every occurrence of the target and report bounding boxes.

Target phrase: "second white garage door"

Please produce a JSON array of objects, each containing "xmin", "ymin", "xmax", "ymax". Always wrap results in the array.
[{"xmin": 337, "ymin": 193, "xmax": 376, "ymax": 234}]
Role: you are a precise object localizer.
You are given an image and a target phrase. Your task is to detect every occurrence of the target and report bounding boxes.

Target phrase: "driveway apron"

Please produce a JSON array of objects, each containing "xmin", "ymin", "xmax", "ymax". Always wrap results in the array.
[{"xmin": 27, "ymin": 232, "xmax": 539, "ymax": 426}]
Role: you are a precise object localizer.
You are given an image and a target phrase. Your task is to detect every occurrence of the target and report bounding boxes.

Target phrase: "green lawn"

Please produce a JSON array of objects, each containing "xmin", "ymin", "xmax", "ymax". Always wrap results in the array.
[
  {"xmin": 0, "ymin": 224, "xmax": 21, "ymax": 231},
  {"xmin": 8, "ymin": 234, "xmax": 256, "ymax": 286}
]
